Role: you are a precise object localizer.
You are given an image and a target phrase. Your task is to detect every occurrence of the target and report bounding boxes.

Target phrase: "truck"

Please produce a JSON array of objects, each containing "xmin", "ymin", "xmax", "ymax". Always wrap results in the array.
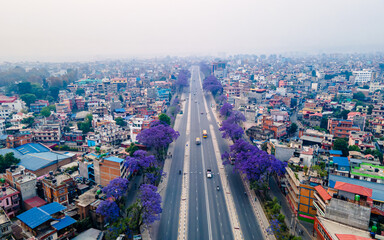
[{"xmin": 206, "ymin": 169, "xmax": 212, "ymax": 178}]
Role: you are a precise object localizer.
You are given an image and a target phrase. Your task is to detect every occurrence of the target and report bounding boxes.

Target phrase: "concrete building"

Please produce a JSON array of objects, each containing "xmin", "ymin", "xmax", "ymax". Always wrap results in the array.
[
  {"xmin": 0, "ymin": 95, "xmax": 25, "ymax": 118},
  {"xmin": 29, "ymin": 100, "xmax": 49, "ymax": 114},
  {"xmin": 75, "ymin": 187, "xmax": 104, "ymax": 229},
  {"xmin": 94, "ymin": 156, "xmax": 127, "ymax": 186},
  {"xmin": 353, "ymin": 70, "xmax": 372, "ymax": 84},
  {"xmin": 348, "ymin": 131, "xmax": 375, "ymax": 152},
  {"xmin": 0, "ymin": 185, "xmax": 20, "ymax": 218},
  {"xmin": 0, "ymin": 208, "xmax": 13, "ymax": 239},
  {"xmin": 42, "ymin": 173, "xmax": 75, "ymax": 206},
  {"xmin": 4, "ymin": 165, "xmax": 37, "ymax": 202},
  {"xmin": 327, "ymin": 119, "xmax": 361, "ymax": 139},
  {"xmin": 33, "ymin": 124, "xmax": 61, "ymax": 143}
]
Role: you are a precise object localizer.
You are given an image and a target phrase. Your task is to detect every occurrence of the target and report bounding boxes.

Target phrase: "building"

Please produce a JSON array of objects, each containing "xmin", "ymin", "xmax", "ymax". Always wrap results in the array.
[
  {"xmin": 94, "ymin": 156, "xmax": 127, "ymax": 186},
  {"xmin": 30, "ymin": 100, "xmax": 49, "ymax": 114},
  {"xmin": 327, "ymin": 119, "xmax": 360, "ymax": 138},
  {"xmin": 129, "ymin": 117, "xmax": 152, "ymax": 143},
  {"xmin": 300, "ymin": 129, "xmax": 333, "ymax": 150},
  {"xmin": 350, "ymin": 162, "xmax": 384, "ymax": 183},
  {"xmin": 78, "ymin": 160, "xmax": 95, "ymax": 183},
  {"xmin": 0, "ymin": 143, "xmax": 74, "ymax": 177},
  {"xmin": 348, "ymin": 131, "xmax": 375, "ymax": 151},
  {"xmin": 4, "ymin": 165, "xmax": 37, "ymax": 202},
  {"xmin": 285, "ymin": 167, "xmax": 318, "ymax": 223},
  {"xmin": 262, "ymin": 116, "xmax": 287, "ymax": 139},
  {"xmin": 42, "ymin": 173, "xmax": 75, "ymax": 206},
  {"xmin": 0, "ymin": 208, "xmax": 13, "ymax": 239},
  {"xmin": 33, "ymin": 124, "xmax": 61, "ymax": 143},
  {"xmin": 75, "ymin": 187, "xmax": 104, "ymax": 229},
  {"xmin": 245, "ymin": 126, "xmax": 274, "ymax": 142},
  {"xmin": 0, "ymin": 185, "xmax": 21, "ymax": 218},
  {"xmin": 16, "ymin": 202, "xmax": 76, "ymax": 240},
  {"xmin": 353, "ymin": 70, "xmax": 372, "ymax": 84},
  {"xmin": 329, "ymin": 157, "xmax": 350, "ymax": 177},
  {"xmin": 0, "ymin": 95, "xmax": 24, "ymax": 119}
]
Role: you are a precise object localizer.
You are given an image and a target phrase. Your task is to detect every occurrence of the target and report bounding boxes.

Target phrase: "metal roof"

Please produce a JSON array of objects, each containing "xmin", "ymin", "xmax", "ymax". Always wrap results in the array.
[
  {"xmin": 40, "ymin": 202, "xmax": 66, "ymax": 215},
  {"xmin": 105, "ymin": 156, "xmax": 124, "ymax": 163},
  {"xmin": 17, "ymin": 207, "xmax": 52, "ymax": 229},
  {"xmin": 333, "ymin": 157, "xmax": 350, "ymax": 167},
  {"xmin": 52, "ymin": 216, "xmax": 76, "ymax": 231}
]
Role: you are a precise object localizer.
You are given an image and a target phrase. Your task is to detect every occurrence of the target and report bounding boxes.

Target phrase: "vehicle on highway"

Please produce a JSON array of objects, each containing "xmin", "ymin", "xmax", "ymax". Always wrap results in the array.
[
  {"xmin": 196, "ymin": 137, "xmax": 201, "ymax": 145},
  {"xmin": 202, "ymin": 130, "xmax": 208, "ymax": 138},
  {"xmin": 217, "ymin": 185, "xmax": 220, "ymax": 191},
  {"xmin": 229, "ymin": 156, "xmax": 235, "ymax": 165},
  {"xmin": 206, "ymin": 169, "xmax": 212, "ymax": 178},
  {"xmin": 179, "ymin": 170, "xmax": 181, "ymax": 175},
  {"xmin": 201, "ymin": 112, "xmax": 204, "ymax": 115}
]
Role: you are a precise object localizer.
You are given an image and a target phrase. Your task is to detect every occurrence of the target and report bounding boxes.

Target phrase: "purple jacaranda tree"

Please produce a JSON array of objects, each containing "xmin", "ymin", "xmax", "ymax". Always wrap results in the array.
[
  {"xmin": 227, "ymin": 111, "xmax": 246, "ymax": 125},
  {"xmin": 125, "ymin": 150, "xmax": 163, "ymax": 184},
  {"xmin": 139, "ymin": 184, "xmax": 162, "ymax": 225},
  {"xmin": 220, "ymin": 102, "xmax": 233, "ymax": 119},
  {"xmin": 222, "ymin": 139, "xmax": 286, "ymax": 190},
  {"xmin": 102, "ymin": 177, "xmax": 129, "ymax": 200},
  {"xmin": 175, "ymin": 69, "xmax": 190, "ymax": 90},
  {"xmin": 136, "ymin": 121, "xmax": 180, "ymax": 161},
  {"xmin": 217, "ymin": 94, "xmax": 227, "ymax": 105},
  {"xmin": 203, "ymin": 75, "xmax": 223, "ymax": 95},
  {"xmin": 219, "ymin": 120, "xmax": 244, "ymax": 142},
  {"xmin": 96, "ymin": 199, "xmax": 120, "ymax": 222}
]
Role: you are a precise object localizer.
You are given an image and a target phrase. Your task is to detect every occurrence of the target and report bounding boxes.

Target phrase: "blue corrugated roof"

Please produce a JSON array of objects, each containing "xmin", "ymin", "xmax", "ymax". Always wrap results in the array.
[
  {"xmin": 0, "ymin": 143, "xmax": 71, "ymax": 171},
  {"xmin": 16, "ymin": 143, "xmax": 50, "ymax": 155},
  {"xmin": 329, "ymin": 175, "xmax": 384, "ymax": 202},
  {"xmin": 114, "ymin": 108, "xmax": 125, "ymax": 113},
  {"xmin": 105, "ymin": 156, "xmax": 124, "ymax": 163},
  {"xmin": 52, "ymin": 216, "xmax": 76, "ymax": 230},
  {"xmin": 40, "ymin": 202, "xmax": 66, "ymax": 215},
  {"xmin": 329, "ymin": 150, "xmax": 342, "ymax": 155},
  {"xmin": 17, "ymin": 207, "xmax": 52, "ymax": 229},
  {"xmin": 332, "ymin": 157, "xmax": 350, "ymax": 167}
]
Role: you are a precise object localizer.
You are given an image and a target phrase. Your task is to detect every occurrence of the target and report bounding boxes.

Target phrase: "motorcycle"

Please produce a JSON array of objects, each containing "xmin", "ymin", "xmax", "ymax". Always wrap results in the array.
[{"xmin": 179, "ymin": 170, "xmax": 182, "ymax": 175}]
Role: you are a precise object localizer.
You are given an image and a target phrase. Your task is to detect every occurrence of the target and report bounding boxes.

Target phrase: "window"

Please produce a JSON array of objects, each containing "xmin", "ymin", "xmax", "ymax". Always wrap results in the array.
[
  {"xmin": 60, "ymin": 196, "xmax": 66, "ymax": 202},
  {"xmin": 59, "ymin": 188, "xmax": 65, "ymax": 194}
]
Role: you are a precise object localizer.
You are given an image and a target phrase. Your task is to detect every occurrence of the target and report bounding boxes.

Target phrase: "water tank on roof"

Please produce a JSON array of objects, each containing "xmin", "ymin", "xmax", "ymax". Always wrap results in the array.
[{"xmin": 355, "ymin": 195, "xmax": 360, "ymax": 201}]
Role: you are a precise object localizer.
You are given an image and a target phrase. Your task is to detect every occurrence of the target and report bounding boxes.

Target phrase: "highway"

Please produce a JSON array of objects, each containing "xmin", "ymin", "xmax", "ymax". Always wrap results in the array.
[{"xmin": 157, "ymin": 66, "xmax": 264, "ymax": 240}]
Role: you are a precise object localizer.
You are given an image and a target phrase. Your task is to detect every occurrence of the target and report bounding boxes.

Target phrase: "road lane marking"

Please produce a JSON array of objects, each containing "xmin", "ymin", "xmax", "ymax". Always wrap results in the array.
[{"xmin": 201, "ymin": 142, "xmax": 213, "ymax": 240}]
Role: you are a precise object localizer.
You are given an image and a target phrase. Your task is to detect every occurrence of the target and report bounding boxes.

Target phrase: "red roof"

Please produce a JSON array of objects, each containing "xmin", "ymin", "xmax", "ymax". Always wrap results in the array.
[
  {"xmin": 335, "ymin": 234, "xmax": 371, "ymax": 240},
  {"xmin": 24, "ymin": 196, "xmax": 47, "ymax": 208},
  {"xmin": 314, "ymin": 185, "xmax": 331, "ymax": 201},
  {"xmin": 334, "ymin": 182, "xmax": 372, "ymax": 197}
]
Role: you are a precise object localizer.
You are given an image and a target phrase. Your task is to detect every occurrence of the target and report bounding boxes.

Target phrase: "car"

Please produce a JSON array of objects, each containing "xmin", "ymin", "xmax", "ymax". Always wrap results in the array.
[
  {"xmin": 206, "ymin": 169, "xmax": 212, "ymax": 178},
  {"xmin": 196, "ymin": 137, "xmax": 201, "ymax": 145},
  {"xmin": 201, "ymin": 112, "xmax": 204, "ymax": 115}
]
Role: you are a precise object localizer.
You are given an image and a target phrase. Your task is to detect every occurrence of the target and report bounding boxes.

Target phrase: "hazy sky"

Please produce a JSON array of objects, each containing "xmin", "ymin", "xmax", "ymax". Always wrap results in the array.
[{"xmin": 1, "ymin": 0, "xmax": 383, "ymax": 61}]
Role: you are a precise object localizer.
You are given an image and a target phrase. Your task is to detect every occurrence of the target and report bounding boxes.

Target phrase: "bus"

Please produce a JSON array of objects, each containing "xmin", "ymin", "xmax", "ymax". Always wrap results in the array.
[{"xmin": 202, "ymin": 130, "xmax": 208, "ymax": 138}]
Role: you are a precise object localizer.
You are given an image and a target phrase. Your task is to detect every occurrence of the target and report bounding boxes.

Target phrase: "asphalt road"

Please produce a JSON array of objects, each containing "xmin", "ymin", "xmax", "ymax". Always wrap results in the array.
[
  {"xmin": 199, "ymin": 71, "xmax": 265, "ymax": 240},
  {"xmin": 157, "ymin": 66, "xmax": 264, "ymax": 240},
  {"xmin": 187, "ymin": 66, "xmax": 232, "ymax": 240}
]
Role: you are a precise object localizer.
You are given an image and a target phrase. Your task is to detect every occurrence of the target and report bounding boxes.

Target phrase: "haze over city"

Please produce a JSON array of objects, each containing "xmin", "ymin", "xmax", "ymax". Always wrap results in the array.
[{"xmin": 1, "ymin": 0, "xmax": 384, "ymax": 61}]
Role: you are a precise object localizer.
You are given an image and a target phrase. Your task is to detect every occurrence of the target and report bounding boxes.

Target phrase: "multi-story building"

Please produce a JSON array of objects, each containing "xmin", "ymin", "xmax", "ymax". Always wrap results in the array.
[
  {"xmin": 353, "ymin": 70, "xmax": 372, "ymax": 84},
  {"xmin": 262, "ymin": 116, "xmax": 287, "ymax": 139},
  {"xmin": 75, "ymin": 97, "xmax": 85, "ymax": 110},
  {"xmin": 17, "ymin": 202, "xmax": 76, "ymax": 240},
  {"xmin": 42, "ymin": 173, "xmax": 75, "ymax": 206},
  {"xmin": 96, "ymin": 124, "xmax": 129, "ymax": 146},
  {"xmin": 284, "ymin": 167, "xmax": 318, "ymax": 223},
  {"xmin": 4, "ymin": 165, "xmax": 37, "ymax": 202},
  {"xmin": 0, "ymin": 208, "xmax": 13, "ymax": 239},
  {"xmin": 94, "ymin": 156, "xmax": 128, "ymax": 186},
  {"xmin": 350, "ymin": 162, "xmax": 384, "ymax": 184},
  {"xmin": 327, "ymin": 119, "xmax": 360, "ymax": 138},
  {"xmin": 6, "ymin": 129, "xmax": 33, "ymax": 148},
  {"xmin": 329, "ymin": 157, "xmax": 350, "ymax": 177},
  {"xmin": 56, "ymin": 102, "xmax": 71, "ymax": 114},
  {"xmin": 348, "ymin": 131, "xmax": 375, "ymax": 151},
  {"xmin": 29, "ymin": 100, "xmax": 49, "ymax": 114},
  {"xmin": 129, "ymin": 117, "xmax": 152, "ymax": 143},
  {"xmin": 0, "ymin": 95, "xmax": 24, "ymax": 118},
  {"xmin": 33, "ymin": 124, "xmax": 61, "ymax": 143},
  {"xmin": 75, "ymin": 187, "xmax": 104, "ymax": 229},
  {"xmin": 0, "ymin": 185, "xmax": 21, "ymax": 218}
]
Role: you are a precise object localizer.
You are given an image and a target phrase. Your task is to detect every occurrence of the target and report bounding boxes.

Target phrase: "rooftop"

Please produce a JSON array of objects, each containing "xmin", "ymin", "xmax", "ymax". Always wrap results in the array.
[
  {"xmin": 317, "ymin": 217, "xmax": 371, "ymax": 240},
  {"xmin": 351, "ymin": 163, "xmax": 384, "ymax": 180},
  {"xmin": 314, "ymin": 185, "xmax": 332, "ymax": 201},
  {"xmin": 105, "ymin": 156, "xmax": 124, "ymax": 163},
  {"xmin": 334, "ymin": 181, "xmax": 372, "ymax": 198},
  {"xmin": 332, "ymin": 157, "xmax": 350, "ymax": 167}
]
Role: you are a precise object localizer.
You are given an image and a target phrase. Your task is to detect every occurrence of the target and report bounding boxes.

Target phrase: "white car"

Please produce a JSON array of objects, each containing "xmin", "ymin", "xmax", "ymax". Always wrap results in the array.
[{"xmin": 206, "ymin": 169, "xmax": 212, "ymax": 178}]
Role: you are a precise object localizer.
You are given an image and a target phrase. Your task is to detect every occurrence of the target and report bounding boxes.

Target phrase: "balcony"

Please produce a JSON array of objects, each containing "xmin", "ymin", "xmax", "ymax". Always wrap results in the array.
[{"xmin": 313, "ymin": 201, "xmax": 325, "ymax": 217}]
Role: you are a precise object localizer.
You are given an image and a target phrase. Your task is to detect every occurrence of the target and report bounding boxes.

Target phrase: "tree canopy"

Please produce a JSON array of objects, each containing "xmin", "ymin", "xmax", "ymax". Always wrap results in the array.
[
  {"xmin": 0, "ymin": 152, "xmax": 20, "ymax": 173},
  {"xmin": 333, "ymin": 138, "xmax": 349, "ymax": 156}
]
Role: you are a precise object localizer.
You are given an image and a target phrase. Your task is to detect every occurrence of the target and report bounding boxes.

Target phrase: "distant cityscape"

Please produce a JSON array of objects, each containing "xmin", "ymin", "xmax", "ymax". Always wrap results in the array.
[{"xmin": 0, "ymin": 53, "xmax": 384, "ymax": 240}]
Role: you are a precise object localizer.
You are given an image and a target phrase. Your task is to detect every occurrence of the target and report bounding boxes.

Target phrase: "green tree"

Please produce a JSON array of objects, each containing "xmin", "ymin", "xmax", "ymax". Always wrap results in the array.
[
  {"xmin": 368, "ymin": 105, "xmax": 374, "ymax": 115},
  {"xmin": 288, "ymin": 123, "xmax": 298, "ymax": 136},
  {"xmin": 40, "ymin": 106, "xmax": 51, "ymax": 117},
  {"xmin": 77, "ymin": 114, "xmax": 93, "ymax": 134},
  {"xmin": 158, "ymin": 113, "xmax": 171, "ymax": 126},
  {"xmin": 48, "ymin": 105, "xmax": 56, "ymax": 112},
  {"xmin": 21, "ymin": 117, "xmax": 35, "ymax": 128},
  {"xmin": 115, "ymin": 117, "xmax": 126, "ymax": 127},
  {"xmin": 0, "ymin": 152, "xmax": 20, "ymax": 173},
  {"xmin": 348, "ymin": 145, "xmax": 360, "ymax": 152},
  {"xmin": 333, "ymin": 138, "xmax": 349, "ymax": 157},
  {"xmin": 76, "ymin": 88, "xmax": 85, "ymax": 96},
  {"xmin": 125, "ymin": 143, "xmax": 139, "ymax": 156},
  {"xmin": 353, "ymin": 92, "xmax": 365, "ymax": 101},
  {"xmin": 20, "ymin": 93, "xmax": 37, "ymax": 107}
]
